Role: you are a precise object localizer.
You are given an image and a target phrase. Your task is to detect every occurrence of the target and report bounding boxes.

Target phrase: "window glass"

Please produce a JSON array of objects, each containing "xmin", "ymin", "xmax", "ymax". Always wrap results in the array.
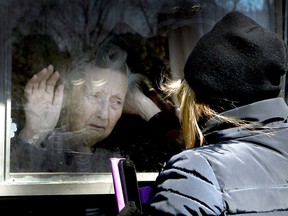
[{"xmin": 1, "ymin": 0, "xmax": 282, "ymax": 188}]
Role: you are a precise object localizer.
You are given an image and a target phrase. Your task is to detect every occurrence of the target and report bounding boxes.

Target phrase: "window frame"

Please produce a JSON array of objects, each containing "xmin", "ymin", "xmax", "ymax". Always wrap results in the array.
[
  {"xmin": 0, "ymin": 2, "xmax": 157, "ymax": 196},
  {"xmin": 0, "ymin": 0, "xmax": 286, "ymax": 197}
]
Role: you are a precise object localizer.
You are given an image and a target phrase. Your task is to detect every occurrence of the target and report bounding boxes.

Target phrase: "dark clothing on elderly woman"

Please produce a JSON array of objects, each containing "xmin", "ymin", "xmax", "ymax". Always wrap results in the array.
[
  {"xmin": 11, "ymin": 111, "xmax": 183, "ymax": 172},
  {"xmin": 148, "ymin": 98, "xmax": 288, "ymax": 215}
]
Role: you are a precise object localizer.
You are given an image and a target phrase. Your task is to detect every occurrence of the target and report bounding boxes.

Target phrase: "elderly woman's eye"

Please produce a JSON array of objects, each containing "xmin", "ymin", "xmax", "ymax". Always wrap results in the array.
[
  {"xmin": 110, "ymin": 98, "xmax": 123, "ymax": 109},
  {"xmin": 86, "ymin": 93, "xmax": 101, "ymax": 102}
]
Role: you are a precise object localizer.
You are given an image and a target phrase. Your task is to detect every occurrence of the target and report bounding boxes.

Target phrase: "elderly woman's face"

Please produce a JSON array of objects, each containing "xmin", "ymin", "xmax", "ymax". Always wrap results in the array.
[{"xmin": 72, "ymin": 66, "xmax": 128, "ymax": 146}]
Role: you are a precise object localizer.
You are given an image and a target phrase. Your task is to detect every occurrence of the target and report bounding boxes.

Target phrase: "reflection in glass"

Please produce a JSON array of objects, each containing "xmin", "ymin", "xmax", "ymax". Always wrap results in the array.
[{"xmin": 8, "ymin": 0, "xmax": 276, "ymax": 174}]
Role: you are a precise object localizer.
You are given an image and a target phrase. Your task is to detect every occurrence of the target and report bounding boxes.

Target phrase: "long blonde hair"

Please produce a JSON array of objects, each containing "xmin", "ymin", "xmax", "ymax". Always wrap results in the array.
[{"xmin": 162, "ymin": 79, "xmax": 249, "ymax": 148}]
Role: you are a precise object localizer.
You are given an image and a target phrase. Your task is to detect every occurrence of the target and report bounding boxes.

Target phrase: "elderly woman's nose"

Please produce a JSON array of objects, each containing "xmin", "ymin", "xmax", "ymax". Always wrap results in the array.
[{"xmin": 96, "ymin": 99, "xmax": 109, "ymax": 119}]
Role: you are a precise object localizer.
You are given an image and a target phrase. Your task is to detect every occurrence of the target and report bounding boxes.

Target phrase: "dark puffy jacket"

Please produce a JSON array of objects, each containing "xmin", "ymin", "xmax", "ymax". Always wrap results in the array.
[{"xmin": 149, "ymin": 98, "xmax": 288, "ymax": 215}]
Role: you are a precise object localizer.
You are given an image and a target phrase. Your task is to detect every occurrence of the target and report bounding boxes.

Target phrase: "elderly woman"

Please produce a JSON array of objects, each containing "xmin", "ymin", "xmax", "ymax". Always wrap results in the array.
[{"xmin": 11, "ymin": 43, "xmax": 183, "ymax": 172}]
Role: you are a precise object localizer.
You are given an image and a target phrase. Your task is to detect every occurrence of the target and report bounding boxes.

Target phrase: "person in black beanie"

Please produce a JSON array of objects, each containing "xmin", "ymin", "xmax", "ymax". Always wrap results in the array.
[{"xmin": 118, "ymin": 11, "xmax": 288, "ymax": 215}]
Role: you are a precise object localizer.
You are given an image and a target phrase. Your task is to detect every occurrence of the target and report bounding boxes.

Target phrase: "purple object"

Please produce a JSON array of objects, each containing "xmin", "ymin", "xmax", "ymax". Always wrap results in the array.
[
  {"xmin": 139, "ymin": 186, "xmax": 152, "ymax": 204},
  {"xmin": 110, "ymin": 157, "xmax": 126, "ymax": 212}
]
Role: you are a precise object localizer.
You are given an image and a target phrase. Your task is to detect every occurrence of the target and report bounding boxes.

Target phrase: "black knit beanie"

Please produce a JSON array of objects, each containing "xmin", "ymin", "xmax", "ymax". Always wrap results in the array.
[{"xmin": 184, "ymin": 11, "xmax": 287, "ymax": 109}]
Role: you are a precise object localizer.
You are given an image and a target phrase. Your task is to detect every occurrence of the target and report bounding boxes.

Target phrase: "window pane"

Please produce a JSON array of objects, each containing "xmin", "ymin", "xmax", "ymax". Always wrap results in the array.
[
  {"xmin": 9, "ymin": 0, "xmax": 185, "ymax": 175},
  {"xmin": 5, "ymin": 0, "xmax": 281, "ymax": 182}
]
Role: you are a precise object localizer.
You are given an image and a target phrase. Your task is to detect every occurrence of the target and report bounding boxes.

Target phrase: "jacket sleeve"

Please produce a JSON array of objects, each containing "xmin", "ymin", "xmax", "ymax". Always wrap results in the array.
[{"xmin": 148, "ymin": 149, "xmax": 225, "ymax": 215}]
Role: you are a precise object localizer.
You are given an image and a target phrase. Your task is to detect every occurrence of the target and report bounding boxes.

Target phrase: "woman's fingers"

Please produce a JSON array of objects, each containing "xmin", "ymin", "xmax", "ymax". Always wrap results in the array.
[
  {"xmin": 46, "ymin": 70, "xmax": 60, "ymax": 94},
  {"xmin": 24, "ymin": 74, "xmax": 37, "ymax": 95},
  {"xmin": 24, "ymin": 65, "xmax": 60, "ymax": 95},
  {"xmin": 25, "ymin": 67, "xmax": 48, "ymax": 95},
  {"xmin": 38, "ymin": 65, "xmax": 54, "ymax": 91}
]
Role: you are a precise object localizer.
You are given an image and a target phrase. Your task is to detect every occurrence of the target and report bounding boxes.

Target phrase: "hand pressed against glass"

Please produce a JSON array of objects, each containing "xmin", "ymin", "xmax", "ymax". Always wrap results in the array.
[
  {"xmin": 70, "ymin": 66, "xmax": 128, "ymax": 147},
  {"xmin": 19, "ymin": 65, "xmax": 64, "ymax": 145}
]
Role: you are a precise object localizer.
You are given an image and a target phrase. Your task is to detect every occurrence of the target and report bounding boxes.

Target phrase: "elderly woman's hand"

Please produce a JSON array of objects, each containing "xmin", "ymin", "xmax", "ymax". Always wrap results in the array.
[
  {"xmin": 19, "ymin": 65, "xmax": 64, "ymax": 145},
  {"xmin": 123, "ymin": 74, "xmax": 160, "ymax": 121}
]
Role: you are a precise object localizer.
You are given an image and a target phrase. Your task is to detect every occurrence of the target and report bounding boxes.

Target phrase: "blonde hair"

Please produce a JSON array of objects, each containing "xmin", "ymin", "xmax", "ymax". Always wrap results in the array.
[{"xmin": 162, "ymin": 79, "xmax": 249, "ymax": 148}]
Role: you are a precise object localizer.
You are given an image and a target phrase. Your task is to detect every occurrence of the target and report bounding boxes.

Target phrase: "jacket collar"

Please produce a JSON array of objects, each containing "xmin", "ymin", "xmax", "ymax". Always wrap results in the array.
[
  {"xmin": 202, "ymin": 98, "xmax": 288, "ymax": 142},
  {"xmin": 220, "ymin": 98, "xmax": 288, "ymax": 123}
]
